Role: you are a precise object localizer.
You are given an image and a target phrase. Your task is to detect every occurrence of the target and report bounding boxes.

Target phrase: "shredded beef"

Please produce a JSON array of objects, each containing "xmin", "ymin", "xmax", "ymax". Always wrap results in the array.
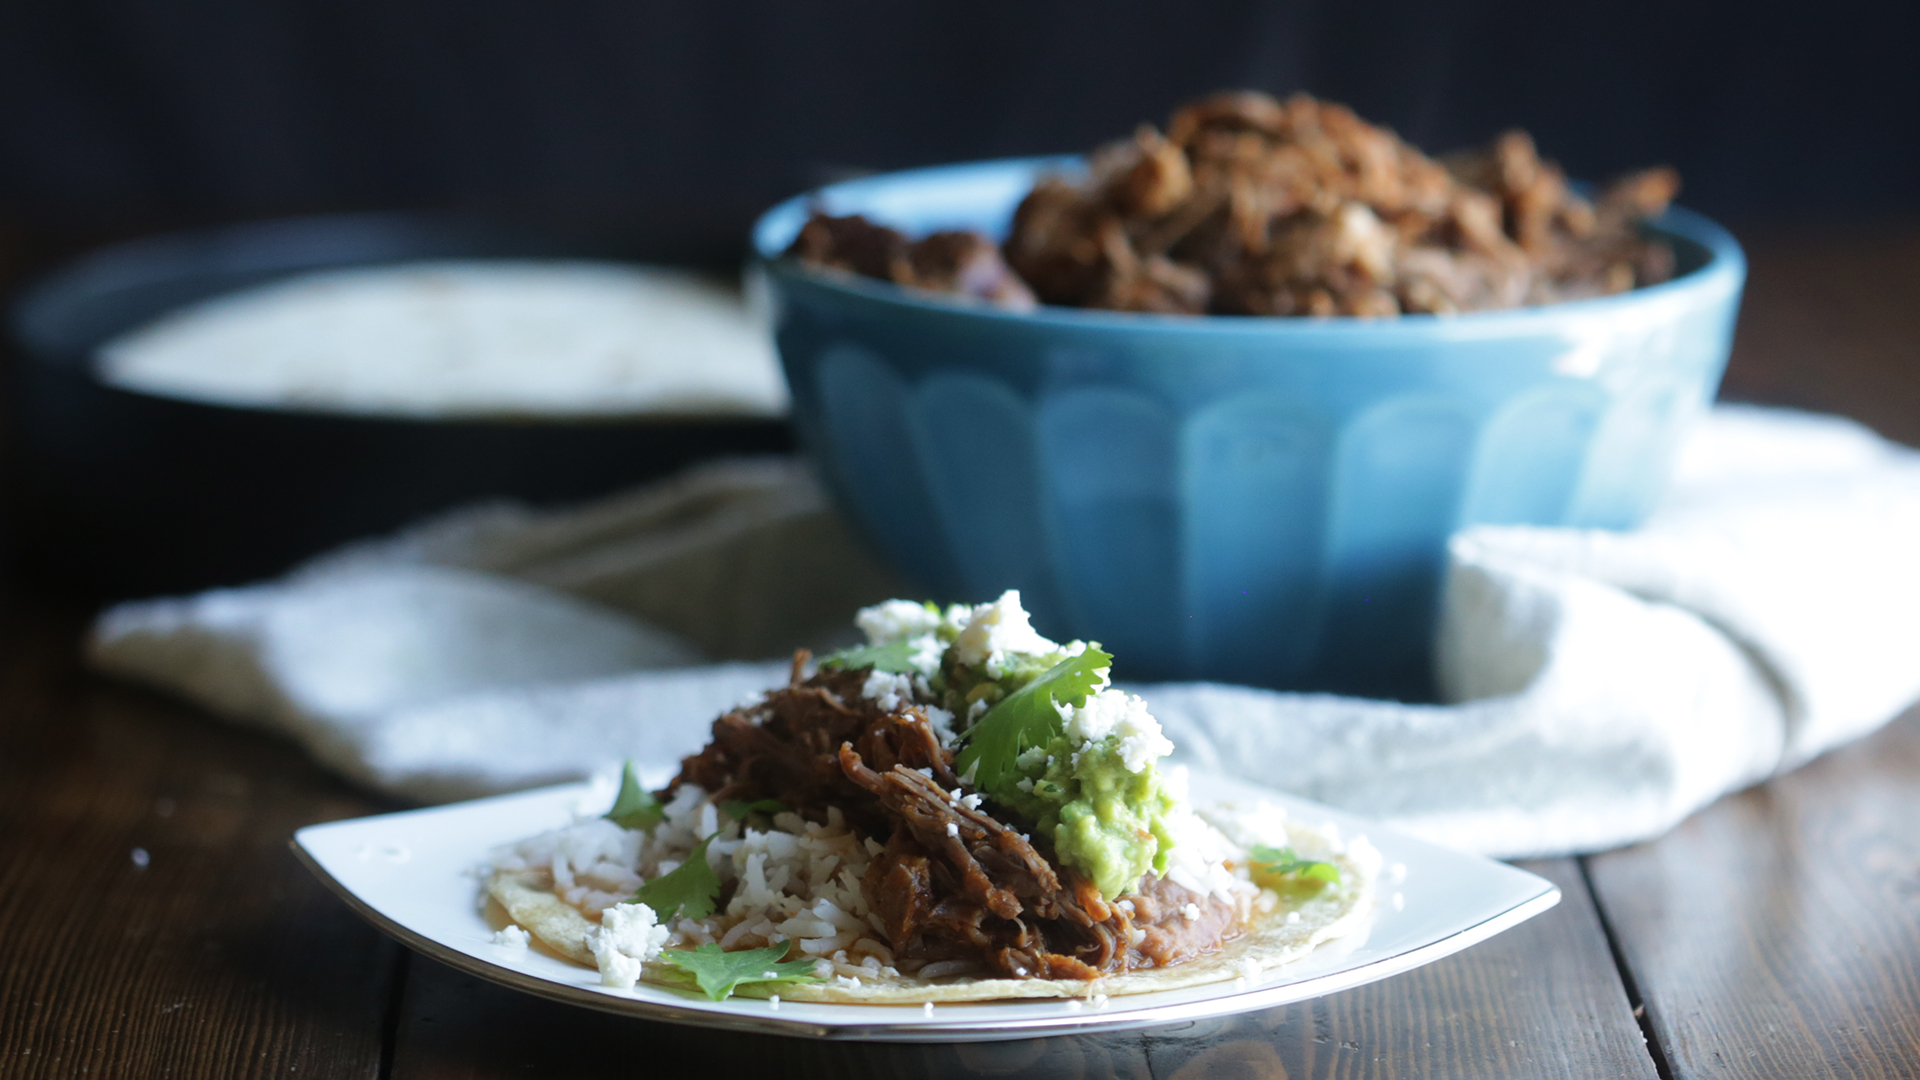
[
  {"xmin": 670, "ymin": 666, "xmax": 882, "ymax": 831},
  {"xmin": 788, "ymin": 90, "xmax": 1679, "ymax": 318},
  {"xmin": 786, "ymin": 212, "xmax": 1037, "ymax": 311},
  {"xmin": 666, "ymin": 658, "xmax": 1243, "ymax": 981}
]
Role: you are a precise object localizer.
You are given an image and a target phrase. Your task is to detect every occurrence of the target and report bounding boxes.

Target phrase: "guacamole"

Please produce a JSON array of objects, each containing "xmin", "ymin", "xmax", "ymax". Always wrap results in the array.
[
  {"xmin": 997, "ymin": 733, "xmax": 1179, "ymax": 899},
  {"xmin": 843, "ymin": 590, "xmax": 1184, "ymax": 901}
]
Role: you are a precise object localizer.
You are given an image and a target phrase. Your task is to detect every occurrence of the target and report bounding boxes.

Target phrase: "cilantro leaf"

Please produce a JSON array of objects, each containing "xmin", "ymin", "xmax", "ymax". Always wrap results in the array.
[
  {"xmin": 630, "ymin": 836, "xmax": 721, "ymax": 920},
  {"xmin": 1249, "ymin": 844, "xmax": 1341, "ymax": 889},
  {"xmin": 953, "ymin": 647, "xmax": 1112, "ymax": 794},
  {"xmin": 659, "ymin": 941, "xmax": 822, "ymax": 1001},
  {"xmin": 816, "ymin": 640, "xmax": 926, "ymax": 674},
  {"xmin": 606, "ymin": 761, "xmax": 664, "ymax": 831},
  {"xmin": 721, "ymin": 798, "xmax": 789, "ymax": 821}
]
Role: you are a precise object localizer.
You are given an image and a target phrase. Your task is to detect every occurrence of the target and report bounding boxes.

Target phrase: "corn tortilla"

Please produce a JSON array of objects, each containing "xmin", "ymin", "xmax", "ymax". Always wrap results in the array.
[{"xmin": 486, "ymin": 822, "xmax": 1375, "ymax": 1004}]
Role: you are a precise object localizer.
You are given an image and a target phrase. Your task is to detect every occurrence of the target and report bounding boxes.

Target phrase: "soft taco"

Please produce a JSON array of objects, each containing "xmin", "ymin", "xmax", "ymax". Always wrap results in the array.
[{"xmin": 485, "ymin": 592, "xmax": 1377, "ymax": 1003}]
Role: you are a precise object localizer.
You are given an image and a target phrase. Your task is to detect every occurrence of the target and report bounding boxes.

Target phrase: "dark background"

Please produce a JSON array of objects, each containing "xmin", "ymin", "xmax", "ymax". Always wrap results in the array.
[
  {"xmin": 1, "ymin": 0, "xmax": 1915, "ymax": 605},
  {"xmin": 3, "ymin": 0, "xmax": 1916, "ymax": 271}
]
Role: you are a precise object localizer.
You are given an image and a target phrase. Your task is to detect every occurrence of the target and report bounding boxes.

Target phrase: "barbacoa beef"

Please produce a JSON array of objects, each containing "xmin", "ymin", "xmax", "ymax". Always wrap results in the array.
[
  {"xmin": 786, "ymin": 212, "xmax": 1037, "ymax": 311},
  {"xmin": 789, "ymin": 90, "xmax": 1680, "ymax": 318},
  {"xmin": 668, "ymin": 657, "xmax": 1242, "ymax": 981}
]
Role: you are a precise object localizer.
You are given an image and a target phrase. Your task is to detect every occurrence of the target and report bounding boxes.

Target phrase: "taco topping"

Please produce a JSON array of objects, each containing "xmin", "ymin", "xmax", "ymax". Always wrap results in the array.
[
  {"xmin": 672, "ymin": 606, "xmax": 1236, "ymax": 981},
  {"xmin": 487, "ymin": 592, "xmax": 1368, "ymax": 1000}
]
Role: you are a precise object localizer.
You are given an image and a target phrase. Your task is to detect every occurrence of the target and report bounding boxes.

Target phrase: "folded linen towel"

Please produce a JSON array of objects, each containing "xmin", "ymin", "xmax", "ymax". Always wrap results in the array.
[{"xmin": 88, "ymin": 408, "xmax": 1920, "ymax": 857}]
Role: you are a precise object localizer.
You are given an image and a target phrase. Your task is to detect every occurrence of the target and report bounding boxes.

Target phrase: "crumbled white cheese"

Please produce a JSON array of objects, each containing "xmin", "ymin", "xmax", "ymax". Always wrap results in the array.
[
  {"xmin": 855, "ymin": 599, "xmax": 943, "ymax": 645},
  {"xmin": 1181, "ymin": 903, "xmax": 1201, "ymax": 922},
  {"xmin": 1055, "ymin": 689, "xmax": 1172, "ymax": 773},
  {"xmin": 952, "ymin": 591, "xmax": 1059, "ymax": 677},
  {"xmin": 589, "ymin": 902, "xmax": 670, "ymax": 988},
  {"xmin": 861, "ymin": 669, "xmax": 915, "ymax": 712},
  {"xmin": 923, "ymin": 704, "xmax": 957, "ymax": 746},
  {"xmin": 959, "ymin": 793, "xmax": 984, "ymax": 810},
  {"xmin": 1160, "ymin": 802, "xmax": 1254, "ymax": 902},
  {"xmin": 1161, "ymin": 763, "xmax": 1191, "ymax": 802},
  {"xmin": 850, "ymin": 600, "xmax": 950, "ymax": 677},
  {"xmin": 906, "ymin": 638, "xmax": 945, "ymax": 678},
  {"xmin": 945, "ymin": 822, "xmax": 960, "ymax": 839},
  {"xmin": 491, "ymin": 925, "xmax": 531, "ymax": 950},
  {"xmin": 1347, "ymin": 834, "xmax": 1381, "ymax": 875}
]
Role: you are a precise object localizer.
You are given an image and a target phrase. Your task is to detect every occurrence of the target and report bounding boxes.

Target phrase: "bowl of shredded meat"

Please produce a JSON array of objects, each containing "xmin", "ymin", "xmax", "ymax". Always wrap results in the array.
[{"xmin": 750, "ymin": 91, "xmax": 1745, "ymax": 698}]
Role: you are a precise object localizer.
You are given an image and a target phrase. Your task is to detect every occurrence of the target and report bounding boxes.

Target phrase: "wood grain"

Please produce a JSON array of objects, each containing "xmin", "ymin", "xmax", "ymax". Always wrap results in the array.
[
  {"xmin": 386, "ymin": 946, "xmax": 1157, "ymax": 1080},
  {"xmin": 1137, "ymin": 859, "xmax": 1658, "ymax": 1080},
  {"xmin": 0, "ymin": 605, "xmax": 400, "ymax": 1079},
  {"xmin": 386, "ymin": 859, "xmax": 1653, "ymax": 1079},
  {"xmin": 4, "ymin": 219, "xmax": 1916, "ymax": 1078},
  {"xmin": 1586, "ymin": 706, "xmax": 1920, "ymax": 1080}
]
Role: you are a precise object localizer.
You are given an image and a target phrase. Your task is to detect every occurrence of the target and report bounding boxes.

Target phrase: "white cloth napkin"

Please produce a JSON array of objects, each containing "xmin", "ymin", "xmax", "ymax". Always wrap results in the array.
[{"xmin": 87, "ymin": 408, "xmax": 1920, "ymax": 857}]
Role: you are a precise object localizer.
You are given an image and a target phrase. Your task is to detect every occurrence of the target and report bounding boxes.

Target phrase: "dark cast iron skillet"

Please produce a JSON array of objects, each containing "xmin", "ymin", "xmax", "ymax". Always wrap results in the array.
[{"xmin": 5, "ymin": 213, "xmax": 792, "ymax": 599}]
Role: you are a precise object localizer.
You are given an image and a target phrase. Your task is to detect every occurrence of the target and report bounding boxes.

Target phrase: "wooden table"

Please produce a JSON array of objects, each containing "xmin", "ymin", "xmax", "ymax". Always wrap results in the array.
[{"xmin": 2, "ymin": 223, "xmax": 1917, "ymax": 1078}]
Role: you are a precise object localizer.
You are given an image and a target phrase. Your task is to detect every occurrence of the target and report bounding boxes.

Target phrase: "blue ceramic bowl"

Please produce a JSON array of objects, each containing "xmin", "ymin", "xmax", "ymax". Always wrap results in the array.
[{"xmin": 752, "ymin": 157, "xmax": 1744, "ymax": 697}]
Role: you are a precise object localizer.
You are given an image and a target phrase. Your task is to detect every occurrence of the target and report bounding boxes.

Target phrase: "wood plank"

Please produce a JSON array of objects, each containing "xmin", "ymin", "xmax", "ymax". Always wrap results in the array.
[
  {"xmin": 1586, "ymin": 706, "xmax": 1920, "ymax": 1080},
  {"xmin": 1139, "ymin": 859, "xmax": 1657, "ymax": 1080},
  {"xmin": 0, "ymin": 605, "xmax": 400, "ymax": 1079},
  {"xmin": 386, "ymin": 954, "xmax": 1157, "ymax": 1080},
  {"xmin": 388, "ymin": 858, "xmax": 1652, "ymax": 1079}
]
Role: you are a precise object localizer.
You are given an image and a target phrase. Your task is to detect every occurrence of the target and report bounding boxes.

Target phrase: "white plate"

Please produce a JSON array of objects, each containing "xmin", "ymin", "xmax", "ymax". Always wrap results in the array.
[{"xmin": 293, "ymin": 774, "xmax": 1556, "ymax": 1042}]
